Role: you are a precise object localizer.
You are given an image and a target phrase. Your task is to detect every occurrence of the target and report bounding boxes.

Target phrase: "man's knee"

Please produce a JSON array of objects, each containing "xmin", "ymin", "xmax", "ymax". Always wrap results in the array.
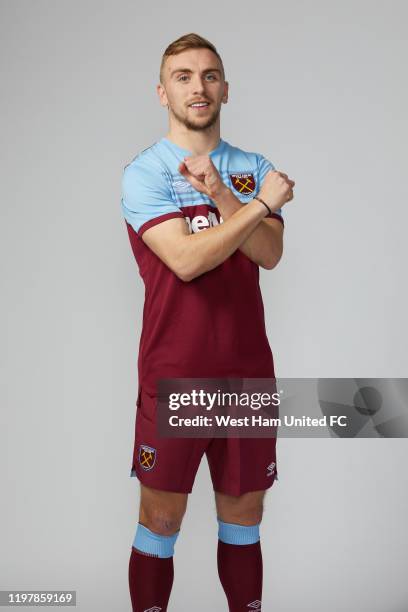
[
  {"xmin": 139, "ymin": 485, "xmax": 188, "ymax": 535},
  {"xmin": 140, "ymin": 507, "xmax": 183, "ymax": 536},
  {"xmin": 215, "ymin": 490, "xmax": 265, "ymax": 526},
  {"xmin": 221, "ymin": 507, "xmax": 263, "ymax": 526}
]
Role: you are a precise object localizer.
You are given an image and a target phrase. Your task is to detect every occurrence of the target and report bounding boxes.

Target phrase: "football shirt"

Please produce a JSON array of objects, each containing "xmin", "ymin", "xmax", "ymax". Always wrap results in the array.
[{"xmin": 121, "ymin": 137, "xmax": 283, "ymax": 396}]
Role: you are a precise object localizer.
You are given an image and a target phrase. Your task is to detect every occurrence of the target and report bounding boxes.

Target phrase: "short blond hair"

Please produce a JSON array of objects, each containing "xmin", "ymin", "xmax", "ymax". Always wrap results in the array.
[{"xmin": 159, "ymin": 33, "xmax": 225, "ymax": 83}]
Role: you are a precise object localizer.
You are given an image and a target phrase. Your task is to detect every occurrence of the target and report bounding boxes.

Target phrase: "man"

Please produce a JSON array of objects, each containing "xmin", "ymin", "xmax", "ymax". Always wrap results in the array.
[{"xmin": 121, "ymin": 33, "xmax": 294, "ymax": 612}]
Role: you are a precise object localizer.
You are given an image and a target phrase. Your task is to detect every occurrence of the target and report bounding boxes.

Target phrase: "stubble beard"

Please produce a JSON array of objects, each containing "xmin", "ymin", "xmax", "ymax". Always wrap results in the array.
[{"xmin": 170, "ymin": 103, "xmax": 221, "ymax": 132}]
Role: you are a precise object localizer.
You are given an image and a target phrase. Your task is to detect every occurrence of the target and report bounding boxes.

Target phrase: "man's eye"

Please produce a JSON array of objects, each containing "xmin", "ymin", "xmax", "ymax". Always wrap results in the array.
[
  {"xmin": 178, "ymin": 75, "xmax": 189, "ymax": 82},
  {"xmin": 206, "ymin": 74, "xmax": 216, "ymax": 80}
]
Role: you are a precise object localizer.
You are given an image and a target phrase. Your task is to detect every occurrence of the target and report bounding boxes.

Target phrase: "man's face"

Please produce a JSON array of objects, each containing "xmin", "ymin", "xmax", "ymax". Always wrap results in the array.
[{"xmin": 157, "ymin": 48, "xmax": 228, "ymax": 131}]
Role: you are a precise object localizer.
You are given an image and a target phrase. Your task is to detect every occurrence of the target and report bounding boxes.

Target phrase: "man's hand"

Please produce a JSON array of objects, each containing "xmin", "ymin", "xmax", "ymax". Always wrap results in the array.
[
  {"xmin": 179, "ymin": 155, "xmax": 228, "ymax": 200},
  {"xmin": 258, "ymin": 170, "xmax": 295, "ymax": 212}
]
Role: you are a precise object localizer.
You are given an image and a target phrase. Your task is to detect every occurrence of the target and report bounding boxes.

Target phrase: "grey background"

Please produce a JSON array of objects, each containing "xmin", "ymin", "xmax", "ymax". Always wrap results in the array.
[{"xmin": 1, "ymin": 0, "xmax": 407, "ymax": 610}]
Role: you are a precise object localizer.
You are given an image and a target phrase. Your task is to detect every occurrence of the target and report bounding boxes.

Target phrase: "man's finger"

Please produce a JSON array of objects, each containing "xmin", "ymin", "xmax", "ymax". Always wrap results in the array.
[
  {"xmin": 179, "ymin": 162, "xmax": 208, "ymax": 193},
  {"xmin": 184, "ymin": 158, "xmax": 206, "ymax": 177},
  {"xmin": 275, "ymin": 171, "xmax": 295, "ymax": 189}
]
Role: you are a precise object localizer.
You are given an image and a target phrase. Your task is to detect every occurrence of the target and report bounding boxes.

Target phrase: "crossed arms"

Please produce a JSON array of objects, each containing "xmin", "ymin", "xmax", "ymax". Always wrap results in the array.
[{"xmin": 141, "ymin": 187, "xmax": 284, "ymax": 282}]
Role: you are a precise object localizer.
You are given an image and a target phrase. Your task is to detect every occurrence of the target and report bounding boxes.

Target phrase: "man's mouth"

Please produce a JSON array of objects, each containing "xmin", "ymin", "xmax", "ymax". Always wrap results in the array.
[{"xmin": 189, "ymin": 101, "xmax": 210, "ymax": 109}]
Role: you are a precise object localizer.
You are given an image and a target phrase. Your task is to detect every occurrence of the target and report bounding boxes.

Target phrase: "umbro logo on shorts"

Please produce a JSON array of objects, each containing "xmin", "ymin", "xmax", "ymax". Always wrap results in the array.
[
  {"xmin": 247, "ymin": 600, "xmax": 262, "ymax": 610},
  {"xmin": 266, "ymin": 462, "xmax": 276, "ymax": 477},
  {"xmin": 143, "ymin": 607, "xmax": 162, "ymax": 612},
  {"xmin": 139, "ymin": 444, "xmax": 157, "ymax": 471}
]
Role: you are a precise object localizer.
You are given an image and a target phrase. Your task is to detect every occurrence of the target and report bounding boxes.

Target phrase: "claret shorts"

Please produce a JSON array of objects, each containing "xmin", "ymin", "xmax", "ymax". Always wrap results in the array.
[{"xmin": 130, "ymin": 387, "xmax": 279, "ymax": 496}]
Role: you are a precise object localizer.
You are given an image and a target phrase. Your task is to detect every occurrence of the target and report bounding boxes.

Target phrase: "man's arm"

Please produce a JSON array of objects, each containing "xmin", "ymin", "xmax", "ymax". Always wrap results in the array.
[
  {"xmin": 141, "ymin": 197, "xmax": 271, "ymax": 282},
  {"xmin": 212, "ymin": 186, "xmax": 284, "ymax": 270},
  {"xmin": 179, "ymin": 155, "xmax": 294, "ymax": 271}
]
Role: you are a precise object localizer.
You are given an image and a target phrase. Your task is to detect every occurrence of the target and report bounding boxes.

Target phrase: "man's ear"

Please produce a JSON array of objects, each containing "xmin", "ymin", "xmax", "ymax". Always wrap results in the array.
[
  {"xmin": 222, "ymin": 81, "xmax": 229, "ymax": 104},
  {"xmin": 157, "ymin": 83, "xmax": 168, "ymax": 108}
]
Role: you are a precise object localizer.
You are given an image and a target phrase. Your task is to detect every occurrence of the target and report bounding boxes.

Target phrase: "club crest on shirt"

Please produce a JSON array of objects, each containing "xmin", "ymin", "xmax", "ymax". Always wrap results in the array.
[
  {"xmin": 139, "ymin": 444, "xmax": 157, "ymax": 471},
  {"xmin": 229, "ymin": 173, "xmax": 256, "ymax": 195}
]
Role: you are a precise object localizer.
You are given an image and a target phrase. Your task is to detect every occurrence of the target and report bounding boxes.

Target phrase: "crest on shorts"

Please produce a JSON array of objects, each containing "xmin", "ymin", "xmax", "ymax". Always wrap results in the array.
[
  {"xmin": 139, "ymin": 444, "xmax": 157, "ymax": 471},
  {"xmin": 229, "ymin": 173, "xmax": 256, "ymax": 195}
]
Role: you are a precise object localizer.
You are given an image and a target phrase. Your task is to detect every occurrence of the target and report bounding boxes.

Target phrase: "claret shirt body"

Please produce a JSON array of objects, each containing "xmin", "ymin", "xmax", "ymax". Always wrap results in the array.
[{"xmin": 121, "ymin": 137, "xmax": 284, "ymax": 396}]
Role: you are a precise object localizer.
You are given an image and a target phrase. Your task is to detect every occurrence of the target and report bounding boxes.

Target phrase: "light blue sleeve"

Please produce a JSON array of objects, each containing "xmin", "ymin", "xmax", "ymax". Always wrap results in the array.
[
  {"xmin": 257, "ymin": 154, "xmax": 284, "ymax": 223},
  {"xmin": 121, "ymin": 157, "xmax": 184, "ymax": 236}
]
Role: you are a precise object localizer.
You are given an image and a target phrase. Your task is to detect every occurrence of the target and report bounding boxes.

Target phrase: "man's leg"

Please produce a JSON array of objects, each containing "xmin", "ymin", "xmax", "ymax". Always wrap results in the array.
[
  {"xmin": 129, "ymin": 484, "xmax": 188, "ymax": 612},
  {"xmin": 215, "ymin": 490, "xmax": 266, "ymax": 612}
]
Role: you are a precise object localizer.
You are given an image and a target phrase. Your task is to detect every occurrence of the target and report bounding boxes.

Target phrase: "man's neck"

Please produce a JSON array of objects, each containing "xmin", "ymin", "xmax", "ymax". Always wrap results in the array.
[{"xmin": 165, "ymin": 126, "xmax": 221, "ymax": 156}]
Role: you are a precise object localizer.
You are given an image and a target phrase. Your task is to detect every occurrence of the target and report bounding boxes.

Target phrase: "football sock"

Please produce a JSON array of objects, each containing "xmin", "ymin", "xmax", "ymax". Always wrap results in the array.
[
  {"xmin": 128, "ymin": 523, "xmax": 179, "ymax": 612},
  {"xmin": 217, "ymin": 519, "xmax": 263, "ymax": 612}
]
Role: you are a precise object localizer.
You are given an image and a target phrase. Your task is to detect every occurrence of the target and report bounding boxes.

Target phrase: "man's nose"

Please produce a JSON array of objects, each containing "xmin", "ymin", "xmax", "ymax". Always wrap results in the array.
[{"xmin": 190, "ymin": 75, "xmax": 206, "ymax": 94}]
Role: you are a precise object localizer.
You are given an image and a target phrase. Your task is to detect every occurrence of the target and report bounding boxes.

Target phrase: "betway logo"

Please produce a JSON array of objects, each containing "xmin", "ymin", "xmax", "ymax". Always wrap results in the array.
[{"xmin": 183, "ymin": 207, "xmax": 224, "ymax": 234}]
